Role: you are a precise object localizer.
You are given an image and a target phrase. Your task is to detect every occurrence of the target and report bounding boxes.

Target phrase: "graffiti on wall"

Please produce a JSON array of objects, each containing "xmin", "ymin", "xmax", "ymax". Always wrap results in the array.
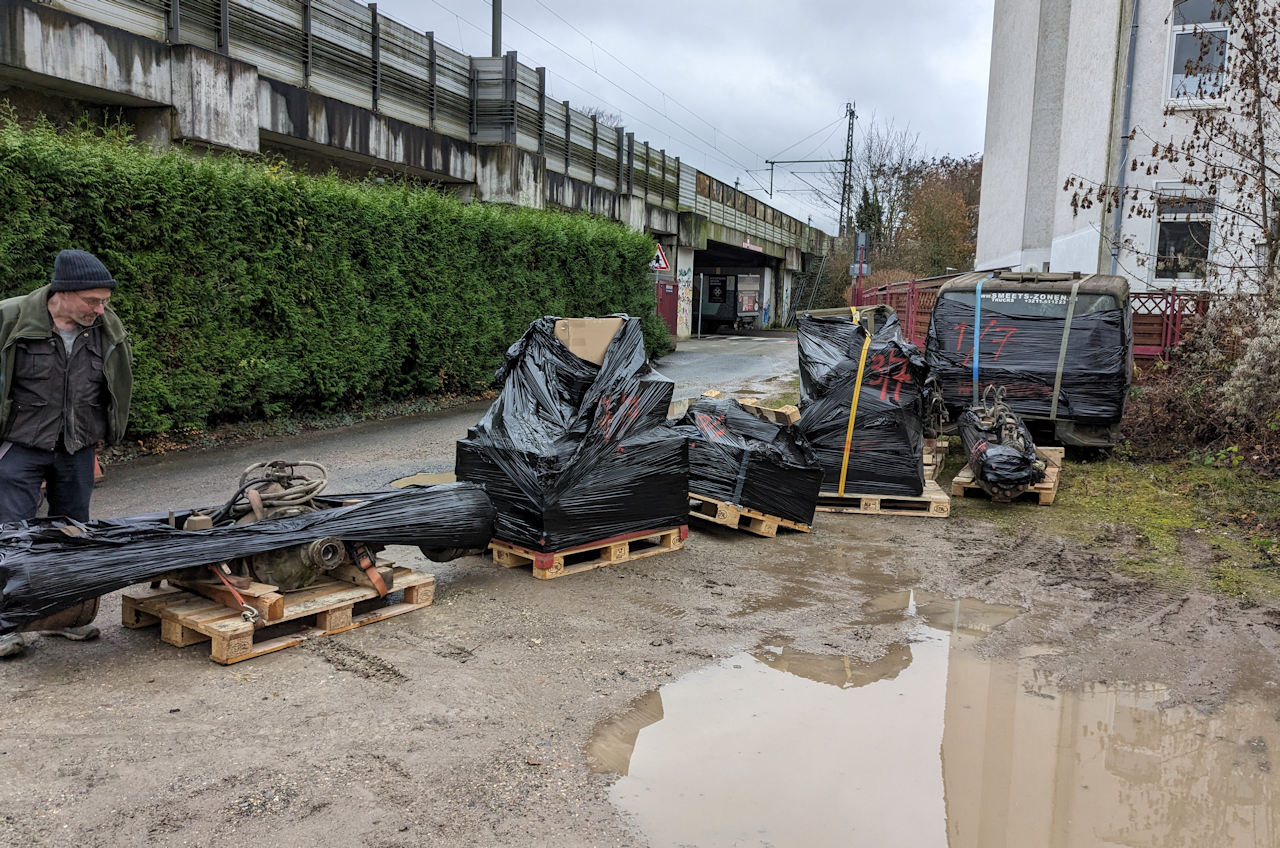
[{"xmin": 677, "ymin": 265, "xmax": 693, "ymax": 336}]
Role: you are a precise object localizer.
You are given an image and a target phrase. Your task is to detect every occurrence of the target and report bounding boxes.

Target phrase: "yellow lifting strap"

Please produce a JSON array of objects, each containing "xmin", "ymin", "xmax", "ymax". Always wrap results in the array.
[{"xmin": 837, "ymin": 308, "xmax": 874, "ymax": 496}]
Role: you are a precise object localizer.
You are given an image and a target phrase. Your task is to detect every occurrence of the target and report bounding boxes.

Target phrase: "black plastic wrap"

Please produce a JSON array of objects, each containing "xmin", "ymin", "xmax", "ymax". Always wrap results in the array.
[
  {"xmin": 0, "ymin": 482, "xmax": 496, "ymax": 635},
  {"xmin": 925, "ymin": 292, "xmax": 1130, "ymax": 422},
  {"xmin": 676, "ymin": 397, "xmax": 824, "ymax": 526},
  {"xmin": 956, "ymin": 408, "xmax": 1046, "ymax": 490},
  {"xmin": 455, "ymin": 316, "xmax": 688, "ymax": 551},
  {"xmin": 794, "ymin": 311, "xmax": 928, "ymax": 497}
]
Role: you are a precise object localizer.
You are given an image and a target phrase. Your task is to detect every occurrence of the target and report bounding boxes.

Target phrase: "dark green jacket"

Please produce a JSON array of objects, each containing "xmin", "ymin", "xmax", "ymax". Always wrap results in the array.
[{"xmin": 0, "ymin": 284, "xmax": 132, "ymax": 447}]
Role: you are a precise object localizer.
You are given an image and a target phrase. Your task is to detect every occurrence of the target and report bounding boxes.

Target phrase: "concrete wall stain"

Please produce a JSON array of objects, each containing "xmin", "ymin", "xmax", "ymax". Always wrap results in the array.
[{"xmin": 1, "ymin": 0, "xmax": 830, "ymax": 259}]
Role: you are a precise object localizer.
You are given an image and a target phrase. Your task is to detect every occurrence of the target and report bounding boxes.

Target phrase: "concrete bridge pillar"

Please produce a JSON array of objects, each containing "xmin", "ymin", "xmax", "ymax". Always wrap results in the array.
[{"xmin": 676, "ymin": 245, "xmax": 695, "ymax": 339}]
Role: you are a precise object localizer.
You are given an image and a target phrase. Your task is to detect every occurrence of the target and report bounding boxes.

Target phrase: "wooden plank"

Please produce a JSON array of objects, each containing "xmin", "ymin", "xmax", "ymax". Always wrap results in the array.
[
  {"xmin": 161, "ymin": 618, "xmax": 209, "ymax": 647},
  {"xmin": 209, "ymin": 601, "xmax": 431, "ymax": 664},
  {"xmin": 688, "ymin": 493, "xmax": 811, "ymax": 536},
  {"xmin": 491, "ymin": 547, "xmax": 526, "ymax": 568},
  {"xmin": 533, "ymin": 529, "xmax": 684, "ymax": 580},
  {"xmin": 1037, "ymin": 446, "xmax": 1065, "ymax": 467},
  {"xmin": 121, "ymin": 586, "xmax": 187, "ymax": 629},
  {"xmin": 313, "ymin": 605, "xmax": 353, "ymax": 631},
  {"xmin": 922, "ymin": 438, "xmax": 948, "ymax": 482},
  {"xmin": 389, "ymin": 471, "xmax": 456, "ymax": 488},
  {"xmin": 736, "ymin": 397, "xmax": 801, "ymax": 426},
  {"xmin": 211, "ymin": 630, "xmax": 256, "ymax": 664},
  {"xmin": 119, "ymin": 567, "xmax": 436, "ymax": 664},
  {"xmin": 122, "ymin": 584, "xmax": 187, "ymax": 604},
  {"xmin": 327, "ymin": 561, "xmax": 396, "ymax": 591},
  {"xmin": 950, "ymin": 446, "xmax": 1062, "ymax": 506},
  {"xmin": 283, "ymin": 585, "xmax": 382, "ymax": 620},
  {"xmin": 169, "ymin": 578, "xmax": 285, "ymax": 622},
  {"xmin": 816, "ymin": 479, "xmax": 951, "ymax": 517},
  {"xmin": 120, "ymin": 596, "xmax": 159, "ymax": 629},
  {"xmin": 402, "ymin": 576, "xmax": 435, "ymax": 605},
  {"xmin": 490, "ymin": 525, "xmax": 688, "ymax": 580}
]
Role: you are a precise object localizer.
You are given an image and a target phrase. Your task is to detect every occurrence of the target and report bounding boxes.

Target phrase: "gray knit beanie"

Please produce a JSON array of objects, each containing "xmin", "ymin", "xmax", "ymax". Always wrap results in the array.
[{"xmin": 50, "ymin": 250, "xmax": 116, "ymax": 292}]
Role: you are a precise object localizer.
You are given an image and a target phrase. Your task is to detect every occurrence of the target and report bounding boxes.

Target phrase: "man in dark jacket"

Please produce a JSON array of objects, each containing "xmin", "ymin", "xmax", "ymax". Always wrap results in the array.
[{"xmin": 0, "ymin": 249, "xmax": 133, "ymax": 657}]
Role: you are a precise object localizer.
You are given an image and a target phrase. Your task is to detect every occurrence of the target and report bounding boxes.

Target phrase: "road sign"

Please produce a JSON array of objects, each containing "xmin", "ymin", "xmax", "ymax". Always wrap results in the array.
[{"xmin": 650, "ymin": 244, "xmax": 669, "ymax": 271}]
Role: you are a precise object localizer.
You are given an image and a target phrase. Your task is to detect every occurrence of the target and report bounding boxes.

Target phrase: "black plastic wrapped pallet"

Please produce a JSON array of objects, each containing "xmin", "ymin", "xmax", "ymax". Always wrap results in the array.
[
  {"xmin": 925, "ymin": 288, "xmax": 1131, "ymax": 423},
  {"xmin": 455, "ymin": 315, "xmax": 688, "ymax": 552},
  {"xmin": 676, "ymin": 397, "xmax": 824, "ymax": 526},
  {"xmin": 0, "ymin": 482, "xmax": 496, "ymax": 635},
  {"xmin": 956, "ymin": 408, "xmax": 1046, "ymax": 491},
  {"xmin": 794, "ymin": 310, "xmax": 928, "ymax": 497}
]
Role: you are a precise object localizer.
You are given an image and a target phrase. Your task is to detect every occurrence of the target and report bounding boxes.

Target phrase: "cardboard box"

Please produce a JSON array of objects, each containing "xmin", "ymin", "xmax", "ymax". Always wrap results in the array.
[{"xmin": 554, "ymin": 317, "xmax": 624, "ymax": 366}]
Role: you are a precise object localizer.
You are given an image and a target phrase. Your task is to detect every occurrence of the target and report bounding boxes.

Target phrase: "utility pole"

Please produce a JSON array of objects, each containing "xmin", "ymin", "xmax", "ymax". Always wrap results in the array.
[
  {"xmin": 837, "ymin": 102, "xmax": 856, "ymax": 238},
  {"xmin": 491, "ymin": 0, "xmax": 501, "ymax": 57}
]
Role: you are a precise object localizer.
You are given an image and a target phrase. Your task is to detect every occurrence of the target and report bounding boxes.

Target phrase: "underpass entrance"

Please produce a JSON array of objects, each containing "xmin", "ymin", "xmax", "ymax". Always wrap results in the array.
[{"xmin": 693, "ymin": 240, "xmax": 777, "ymax": 334}]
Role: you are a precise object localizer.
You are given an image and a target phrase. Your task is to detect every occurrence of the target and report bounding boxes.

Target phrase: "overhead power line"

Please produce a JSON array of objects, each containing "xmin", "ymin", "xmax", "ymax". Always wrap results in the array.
[
  {"xmin": 386, "ymin": 0, "xmax": 838, "ymax": 226},
  {"xmin": 769, "ymin": 113, "xmax": 848, "ymax": 160}
]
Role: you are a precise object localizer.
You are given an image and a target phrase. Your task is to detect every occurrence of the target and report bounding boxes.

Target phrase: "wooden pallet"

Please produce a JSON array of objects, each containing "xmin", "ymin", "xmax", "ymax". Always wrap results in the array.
[
  {"xmin": 121, "ymin": 567, "xmax": 435, "ymax": 664},
  {"xmin": 490, "ymin": 525, "xmax": 688, "ymax": 579},
  {"xmin": 389, "ymin": 471, "xmax": 456, "ymax": 488},
  {"xmin": 815, "ymin": 479, "xmax": 951, "ymax": 517},
  {"xmin": 923, "ymin": 437, "xmax": 948, "ymax": 482},
  {"xmin": 688, "ymin": 493, "xmax": 812, "ymax": 537},
  {"xmin": 735, "ymin": 397, "xmax": 801, "ymax": 426},
  {"xmin": 951, "ymin": 446, "xmax": 1063, "ymax": 505}
]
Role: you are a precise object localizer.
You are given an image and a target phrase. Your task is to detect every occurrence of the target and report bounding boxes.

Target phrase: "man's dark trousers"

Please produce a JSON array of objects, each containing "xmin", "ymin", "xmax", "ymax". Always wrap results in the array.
[{"xmin": 0, "ymin": 442, "xmax": 95, "ymax": 523}]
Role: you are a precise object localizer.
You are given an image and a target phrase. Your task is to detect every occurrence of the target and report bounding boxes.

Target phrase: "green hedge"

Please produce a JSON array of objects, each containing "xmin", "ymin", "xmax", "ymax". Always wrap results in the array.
[{"xmin": 0, "ymin": 115, "xmax": 670, "ymax": 437}]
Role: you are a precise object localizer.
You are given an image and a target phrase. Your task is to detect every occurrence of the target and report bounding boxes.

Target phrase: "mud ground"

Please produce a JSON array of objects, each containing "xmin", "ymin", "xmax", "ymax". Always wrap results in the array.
[
  {"xmin": 4, "ymin": 341, "xmax": 1280, "ymax": 845},
  {"xmin": 6, "ymin": 492, "xmax": 1280, "ymax": 846}
]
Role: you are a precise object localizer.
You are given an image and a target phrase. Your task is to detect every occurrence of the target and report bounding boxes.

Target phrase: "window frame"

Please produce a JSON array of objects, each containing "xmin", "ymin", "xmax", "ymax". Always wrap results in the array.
[
  {"xmin": 1165, "ymin": 0, "xmax": 1231, "ymax": 105},
  {"xmin": 1150, "ymin": 182, "xmax": 1215, "ymax": 286}
]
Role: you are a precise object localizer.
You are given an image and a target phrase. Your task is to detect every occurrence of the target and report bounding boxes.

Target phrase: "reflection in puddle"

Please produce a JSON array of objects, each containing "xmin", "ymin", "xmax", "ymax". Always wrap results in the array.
[{"xmin": 588, "ymin": 592, "xmax": 1280, "ymax": 847}]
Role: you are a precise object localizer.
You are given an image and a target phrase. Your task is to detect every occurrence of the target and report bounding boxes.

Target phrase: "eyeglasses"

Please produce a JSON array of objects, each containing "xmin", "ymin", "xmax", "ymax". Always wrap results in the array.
[{"xmin": 77, "ymin": 293, "xmax": 111, "ymax": 309}]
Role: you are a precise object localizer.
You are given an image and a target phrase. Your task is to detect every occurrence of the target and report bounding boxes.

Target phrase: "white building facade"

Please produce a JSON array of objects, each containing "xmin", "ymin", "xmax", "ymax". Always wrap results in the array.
[{"xmin": 976, "ymin": 0, "xmax": 1241, "ymax": 292}]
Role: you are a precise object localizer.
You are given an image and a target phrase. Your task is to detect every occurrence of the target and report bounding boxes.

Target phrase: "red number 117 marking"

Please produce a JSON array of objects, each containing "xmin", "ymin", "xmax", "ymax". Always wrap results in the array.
[{"xmin": 954, "ymin": 318, "xmax": 1017, "ymax": 366}]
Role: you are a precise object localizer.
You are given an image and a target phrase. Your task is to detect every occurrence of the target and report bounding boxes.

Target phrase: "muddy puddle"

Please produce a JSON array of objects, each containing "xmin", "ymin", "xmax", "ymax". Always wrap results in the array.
[{"xmin": 588, "ymin": 590, "xmax": 1280, "ymax": 847}]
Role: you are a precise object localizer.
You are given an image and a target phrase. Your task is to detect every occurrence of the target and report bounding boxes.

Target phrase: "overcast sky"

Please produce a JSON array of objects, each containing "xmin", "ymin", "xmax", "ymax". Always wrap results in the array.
[{"xmin": 373, "ymin": 0, "xmax": 995, "ymax": 233}]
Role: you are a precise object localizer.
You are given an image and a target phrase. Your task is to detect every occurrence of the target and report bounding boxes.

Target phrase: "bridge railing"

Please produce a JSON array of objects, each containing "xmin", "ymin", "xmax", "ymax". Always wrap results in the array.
[{"xmin": 50, "ymin": 0, "xmax": 823, "ymax": 249}]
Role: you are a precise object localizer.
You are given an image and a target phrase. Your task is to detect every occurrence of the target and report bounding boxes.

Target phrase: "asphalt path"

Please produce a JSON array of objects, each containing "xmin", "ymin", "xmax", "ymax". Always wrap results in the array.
[
  {"xmin": 651, "ymin": 334, "xmax": 798, "ymax": 398},
  {"xmin": 92, "ymin": 335, "xmax": 800, "ymax": 520}
]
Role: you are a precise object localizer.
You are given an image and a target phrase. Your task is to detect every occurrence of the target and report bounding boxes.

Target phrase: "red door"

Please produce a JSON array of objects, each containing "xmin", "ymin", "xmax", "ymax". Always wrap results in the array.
[{"xmin": 656, "ymin": 281, "xmax": 678, "ymax": 335}]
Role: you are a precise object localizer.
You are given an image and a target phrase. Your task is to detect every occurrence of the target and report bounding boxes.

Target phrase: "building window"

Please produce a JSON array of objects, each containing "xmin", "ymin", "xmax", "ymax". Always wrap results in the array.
[
  {"xmin": 1154, "ymin": 190, "xmax": 1214, "ymax": 281},
  {"xmin": 1169, "ymin": 0, "xmax": 1230, "ymax": 100}
]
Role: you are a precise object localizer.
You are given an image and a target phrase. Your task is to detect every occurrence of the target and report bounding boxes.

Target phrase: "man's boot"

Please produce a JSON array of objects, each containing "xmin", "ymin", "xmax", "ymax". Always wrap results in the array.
[{"xmin": 0, "ymin": 632, "xmax": 26, "ymax": 658}]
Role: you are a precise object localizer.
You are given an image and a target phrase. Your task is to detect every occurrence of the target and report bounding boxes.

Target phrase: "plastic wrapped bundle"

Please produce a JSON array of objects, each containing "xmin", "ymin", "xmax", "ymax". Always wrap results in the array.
[
  {"xmin": 925, "ymin": 278, "xmax": 1131, "ymax": 425},
  {"xmin": 676, "ymin": 396, "xmax": 824, "ymax": 526},
  {"xmin": 956, "ymin": 407, "xmax": 1046, "ymax": 494},
  {"xmin": 795, "ymin": 310, "xmax": 929, "ymax": 497},
  {"xmin": 456, "ymin": 315, "xmax": 688, "ymax": 551},
  {"xmin": 0, "ymin": 482, "xmax": 496, "ymax": 635}
]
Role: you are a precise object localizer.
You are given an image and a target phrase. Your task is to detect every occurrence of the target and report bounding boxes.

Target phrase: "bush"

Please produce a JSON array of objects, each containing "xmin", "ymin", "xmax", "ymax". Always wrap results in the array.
[
  {"xmin": 0, "ymin": 114, "xmax": 668, "ymax": 436},
  {"xmin": 1122, "ymin": 297, "xmax": 1278, "ymax": 473}
]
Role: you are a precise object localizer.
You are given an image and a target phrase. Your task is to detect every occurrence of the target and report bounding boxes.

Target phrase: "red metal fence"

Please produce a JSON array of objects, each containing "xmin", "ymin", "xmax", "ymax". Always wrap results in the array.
[
  {"xmin": 854, "ymin": 279, "xmax": 940, "ymax": 348},
  {"xmin": 856, "ymin": 280, "xmax": 1209, "ymax": 362},
  {"xmin": 1129, "ymin": 290, "xmax": 1210, "ymax": 360}
]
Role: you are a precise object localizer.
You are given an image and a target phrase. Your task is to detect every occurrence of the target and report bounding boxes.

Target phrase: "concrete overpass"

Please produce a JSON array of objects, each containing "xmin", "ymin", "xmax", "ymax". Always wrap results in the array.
[{"xmin": 0, "ymin": 0, "xmax": 834, "ymax": 339}]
